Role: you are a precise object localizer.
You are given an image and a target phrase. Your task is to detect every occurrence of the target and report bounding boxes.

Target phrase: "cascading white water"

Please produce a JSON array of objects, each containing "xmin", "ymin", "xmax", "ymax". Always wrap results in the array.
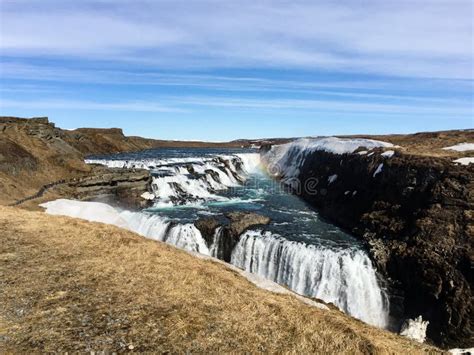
[
  {"xmin": 41, "ymin": 197, "xmax": 390, "ymax": 328},
  {"xmin": 48, "ymin": 146, "xmax": 394, "ymax": 329},
  {"xmin": 209, "ymin": 226, "xmax": 224, "ymax": 258},
  {"xmin": 41, "ymin": 200, "xmax": 210, "ymax": 255},
  {"xmin": 119, "ymin": 210, "xmax": 211, "ymax": 254},
  {"xmin": 87, "ymin": 153, "xmax": 261, "ymax": 207},
  {"xmin": 231, "ymin": 230, "xmax": 389, "ymax": 328}
]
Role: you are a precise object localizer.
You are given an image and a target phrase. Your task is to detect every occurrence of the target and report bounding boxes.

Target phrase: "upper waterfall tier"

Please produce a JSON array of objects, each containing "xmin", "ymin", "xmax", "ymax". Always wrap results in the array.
[{"xmin": 86, "ymin": 152, "xmax": 261, "ymax": 207}]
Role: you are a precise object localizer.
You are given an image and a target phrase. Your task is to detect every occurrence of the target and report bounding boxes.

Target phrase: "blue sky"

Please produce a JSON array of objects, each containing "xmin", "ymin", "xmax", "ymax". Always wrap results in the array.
[{"xmin": 0, "ymin": 0, "xmax": 473, "ymax": 141}]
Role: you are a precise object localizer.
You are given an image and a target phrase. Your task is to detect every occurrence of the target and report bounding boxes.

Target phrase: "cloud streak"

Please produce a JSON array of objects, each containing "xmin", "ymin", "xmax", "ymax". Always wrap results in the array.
[{"xmin": 2, "ymin": 94, "xmax": 471, "ymax": 118}]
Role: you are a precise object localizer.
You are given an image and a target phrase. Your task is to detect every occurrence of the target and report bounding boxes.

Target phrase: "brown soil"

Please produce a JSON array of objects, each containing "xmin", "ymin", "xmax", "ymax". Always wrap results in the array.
[{"xmin": 0, "ymin": 206, "xmax": 441, "ymax": 353}]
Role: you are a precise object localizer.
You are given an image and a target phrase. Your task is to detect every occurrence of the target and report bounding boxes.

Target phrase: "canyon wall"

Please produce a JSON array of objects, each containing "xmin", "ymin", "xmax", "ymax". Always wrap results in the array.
[{"xmin": 263, "ymin": 143, "xmax": 472, "ymax": 348}]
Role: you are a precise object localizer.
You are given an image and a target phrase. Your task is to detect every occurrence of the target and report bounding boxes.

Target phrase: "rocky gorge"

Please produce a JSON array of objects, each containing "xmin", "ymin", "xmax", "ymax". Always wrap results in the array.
[
  {"xmin": 261, "ymin": 138, "xmax": 473, "ymax": 348},
  {"xmin": 1, "ymin": 116, "xmax": 472, "ymax": 350}
]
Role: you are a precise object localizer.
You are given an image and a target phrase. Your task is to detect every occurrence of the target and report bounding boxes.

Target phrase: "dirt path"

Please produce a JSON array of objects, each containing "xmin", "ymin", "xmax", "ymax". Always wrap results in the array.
[{"xmin": 8, "ymin": 179, "xmax": 69, "ymax": 206}]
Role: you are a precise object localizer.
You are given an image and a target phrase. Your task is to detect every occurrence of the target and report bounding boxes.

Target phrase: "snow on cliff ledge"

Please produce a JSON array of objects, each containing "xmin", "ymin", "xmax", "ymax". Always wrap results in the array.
[
  {"xmin": 285, "ymin": 137, "xmax": 394, "ymax": 155},
  {"xmin": 262, "ymin": 137, "xmax": 394, "ymax": 179},
  {"xmin": 453, "ymin": 157, "xmax": 474, "ymax": 166}
]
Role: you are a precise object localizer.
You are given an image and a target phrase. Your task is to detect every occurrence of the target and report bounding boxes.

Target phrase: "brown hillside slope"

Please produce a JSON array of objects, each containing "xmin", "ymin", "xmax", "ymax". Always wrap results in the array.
[
  {"xmin": 0, "ymin": 117, "xmax": 91, "ymax": 204},
  {"xmin": 0, "ymin": 206, "xmax": 440, "ymax": 353}
]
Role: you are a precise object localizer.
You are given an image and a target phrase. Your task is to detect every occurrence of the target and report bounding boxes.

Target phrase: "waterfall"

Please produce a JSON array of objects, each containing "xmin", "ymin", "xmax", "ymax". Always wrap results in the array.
[
  {"xmin": 49, "ymin": 146, "xmax": 394, "ymax": 329},
  {"xmin": 209, "ymin": 227, "xmax": 224, "ymax": 259},
  {"xmin": 86, "ymin": 153, "xmax": 261, "ymax": 207},
  {"xmin": 231, "ymin": 230, "xmax": 390, "ymax": 328},
  {"xmin": 41, "ymin": 199, "xmax": 210, "ymax": 255},
  {"xmin": 42, "ymin": 198, "xmax": 389, "ymax": 328},
  {"xmin": 261, "ymin": 137, "xmax": 394, "ymax": 181}
]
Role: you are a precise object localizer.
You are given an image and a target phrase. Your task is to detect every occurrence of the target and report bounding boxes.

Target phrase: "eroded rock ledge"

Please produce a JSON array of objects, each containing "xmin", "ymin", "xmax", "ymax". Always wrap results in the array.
[
  {"xmin": 66, "ymin": 167, "xmax": 154, "ymax": 210},
  {"xmin": 195, "ymin": 212, "xmax": 271, "ymax": 262}
]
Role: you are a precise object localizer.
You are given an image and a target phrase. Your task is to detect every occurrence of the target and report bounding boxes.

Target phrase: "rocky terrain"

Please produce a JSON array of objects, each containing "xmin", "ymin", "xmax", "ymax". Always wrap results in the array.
[
  {"xmin": 0, "ymin": 117, "xmax": 151, "ymax": 206},
  {"xmin": 262, "ymin": 137, "xmax": 473, "ymax": 348},
  {"xmin": 0, "ymin": 116, "xmax": 288, "ymax": 206},
  {"xmin": 195, "ymin": 212, "xmax": 271, "ymax": 262}
]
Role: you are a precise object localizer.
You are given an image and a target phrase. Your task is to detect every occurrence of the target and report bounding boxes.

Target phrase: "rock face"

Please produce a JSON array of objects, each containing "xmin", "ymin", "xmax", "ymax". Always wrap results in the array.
[
  {"xmin": 195, "ymin": 212, "xmax": 271, "ymax": 262},
  {"xmin": 67, "ymin": 168, "xmax": 153, "ymax": 210},
  {"xmin": 274, "ymin": 149, "xmax": 472, "ymax": 348}
]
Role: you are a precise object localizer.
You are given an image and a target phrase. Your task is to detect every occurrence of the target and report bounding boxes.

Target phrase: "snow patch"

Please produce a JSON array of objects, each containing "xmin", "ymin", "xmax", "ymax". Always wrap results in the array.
[
  {"xmin": 262, "ymin": 137, "xmax": 393, "ymax": 181},
  {"xmin": 449, "ymin": 348, "xmax": 474, "ymax": 355},
  {"xmin": 141, "ymin": 192, "xmax": 155, "ymax": 200},
  {"xmin": 328, "ymin": 174, "xmax": 338, "ymax": 184},
  {"xmin": 443, "ymin": 143, "xmax": 474, "ymax": 152},
  {"xmin": 373, "ymin": 163, "xmax": 384, "ymax": 177},
  {"xmin": 381, "ymin": 150, "xmax": 395, "ymax": 158}
]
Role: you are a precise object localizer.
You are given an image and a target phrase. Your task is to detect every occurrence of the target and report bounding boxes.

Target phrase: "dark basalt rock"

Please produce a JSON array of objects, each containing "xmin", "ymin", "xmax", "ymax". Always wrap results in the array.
[
  {"xmin": 205, "ymin": 169, "xmax": 221, "ymax": 183},
  {"xmin": 195, "ymin": 217, "xmax": 221, "ymax": 247},
  {"xmin": 195, "ymin": 212, "xmax": 271, "ymax": 262},
  {"xmin": 282, "ymin": 149, "xmax": 473, "ymax": 348}
]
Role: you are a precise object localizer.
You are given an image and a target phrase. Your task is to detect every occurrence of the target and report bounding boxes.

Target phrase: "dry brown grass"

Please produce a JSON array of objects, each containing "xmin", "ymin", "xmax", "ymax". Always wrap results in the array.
[{"xmin": 0, "ymin": 206, "xmax": 442, "ymax": 353}]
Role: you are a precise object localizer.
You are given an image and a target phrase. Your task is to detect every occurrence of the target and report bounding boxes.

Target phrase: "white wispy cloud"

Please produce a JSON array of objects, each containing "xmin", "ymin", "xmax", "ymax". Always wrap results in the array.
[
  {"xmin": 1, "ymin": 0, "xmax": 472, "ymax": 79},
  {"xmin": 2, "ymin": 62, "xmax": 472, "ymax": 98},
  {"xmin": 2, "ymin": 95, "xmax": 471, "ymax": 118}
]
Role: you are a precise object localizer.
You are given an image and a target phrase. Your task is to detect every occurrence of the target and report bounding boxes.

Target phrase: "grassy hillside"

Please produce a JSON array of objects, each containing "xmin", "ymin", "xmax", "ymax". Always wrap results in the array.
[{"xmin": 0, "ymin": 206, "xmax": 440, "ymax": 353}]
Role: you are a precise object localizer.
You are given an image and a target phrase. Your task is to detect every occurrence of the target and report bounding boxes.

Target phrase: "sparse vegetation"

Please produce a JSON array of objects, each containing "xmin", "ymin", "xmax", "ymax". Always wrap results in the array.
[{"xmin": 0, "ymin": 207, "xmax": 441, "ymax": 353}]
